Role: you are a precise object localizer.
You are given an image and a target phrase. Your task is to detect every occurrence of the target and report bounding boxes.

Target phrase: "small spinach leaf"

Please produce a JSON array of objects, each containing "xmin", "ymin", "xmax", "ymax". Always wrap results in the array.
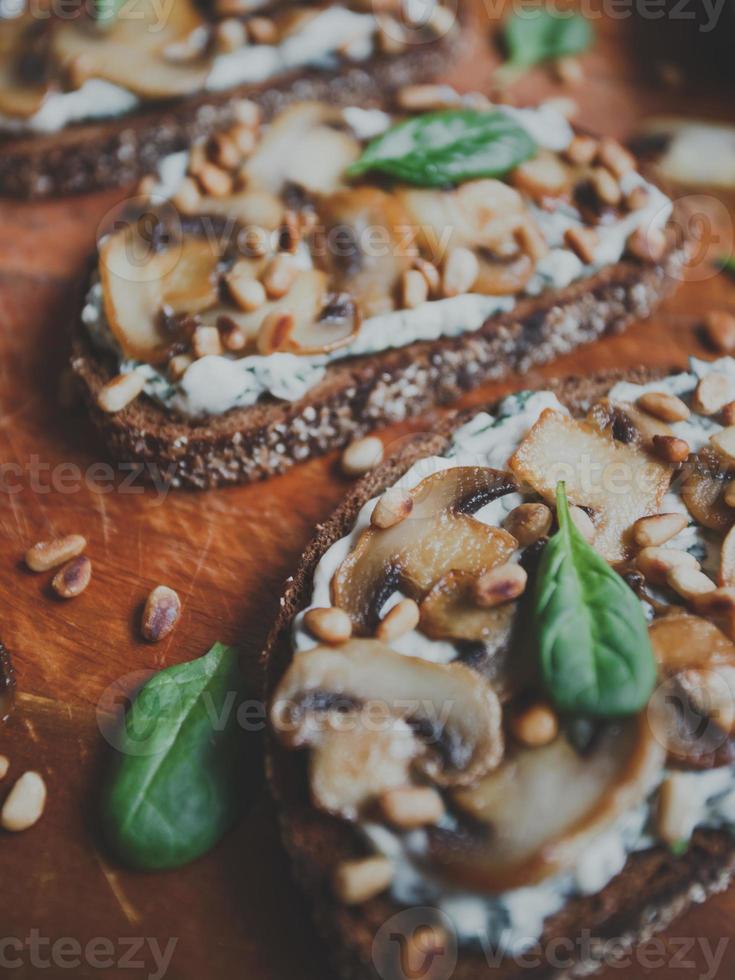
[
  {"xmin": 102, "ymin": 642, "xmax": 248, "ymax": 870},
  {"xmin": 92, "ymin": 0, "xmax": 126, "ymax": 24},
  {"xmin": 346, "ymin": 109, "xmax": 536, "ymax": 187},
  {"xmin": 504, "ymin": 8, "xmax": 593, "ymax": 67},
  {"xmin": 533, "ymin": 483, "xmax": 656, "ymax": 717}
]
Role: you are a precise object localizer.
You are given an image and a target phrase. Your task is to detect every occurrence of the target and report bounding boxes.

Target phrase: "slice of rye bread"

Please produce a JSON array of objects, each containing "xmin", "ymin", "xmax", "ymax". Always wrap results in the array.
[
  {"xmin": 0, "ymin": 29, "xmax": 457, "ymax": 199},
  {"xmin": 261, "ymin": 366, "xmax": 735, "ymax": 980},
  {"xmin": 71, "ymin": 227, "xmax": 690, "ymax": 490}
]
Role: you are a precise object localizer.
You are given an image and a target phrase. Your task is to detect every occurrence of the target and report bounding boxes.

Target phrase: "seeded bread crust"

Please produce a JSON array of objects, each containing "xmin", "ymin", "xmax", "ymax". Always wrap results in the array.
[
  {"xmin": 262, "ymin": 366, "xmax": 735, "ymax": 980},
  {"xmin": 71, "ymin": 238, "xmax": 688, "ymax": 489},
  {"xmin": 0, "ymin": 32, "xmax": 457, "ymax": 200}
]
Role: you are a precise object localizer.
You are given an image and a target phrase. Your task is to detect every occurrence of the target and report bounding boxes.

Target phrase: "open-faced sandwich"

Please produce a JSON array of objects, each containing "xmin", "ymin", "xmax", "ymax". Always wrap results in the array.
[
  {"xmin": 71, "ymin": 87, "xmax": 689, "ymax": 488},
  {"xmin": 0, "ymin": 0, "xmax": 457, "ymax": 197},
  {"xmin": 265, "ymin": 356, "xmax": 735, "ymax": 979}
]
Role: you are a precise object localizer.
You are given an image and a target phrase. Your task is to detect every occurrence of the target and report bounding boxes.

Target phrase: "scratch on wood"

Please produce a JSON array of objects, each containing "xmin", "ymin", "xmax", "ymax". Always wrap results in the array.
[{"xmin": 96, "ymin": 854, "xmax": 142, "ymax": 927}]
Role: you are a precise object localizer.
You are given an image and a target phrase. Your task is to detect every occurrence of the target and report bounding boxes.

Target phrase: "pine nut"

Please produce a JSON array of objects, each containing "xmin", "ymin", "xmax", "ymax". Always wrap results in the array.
[
  {"xmin": 705, "ymin": 310, "xmax": 735, "ymax": 354},
  {"xmin": 262, "ymin": 253, "xmax": 297, "ymax": 299},
  {"xmin": 442, "ymin": 247, "xmax": 479, "ymax": 297},
  {"xmin": 636, "ymin": 546, "xmax": 699, "ymax": 585},
  {"xmin": 514, "ymin": 220, "xmax": 548, "ymax": 262},
  {"xmin": 247, "ymin": 15, "xmax": 277, "ymax": 44},
  {"xmin": 428, "ymin": 4, "xmax": 455, "ymax": 36},
  {"xmin": 401, "ymin": 269, "xmax": 428, "ymax": 309},
  {"xmin": 397, "ymin": 83, "xmax": 460, "ymax": 111},
  {"xmin": 371, "ymin": 488, "xmax": 413, "ymax": 529},
  {"xmin": 569, "ymin": 506, "xmax": 595, "ymax": 542},
  {"xmin": 1, "ymin": 771, "xmax": 46, "ymax": 832},
  {"xmin": 510, "ymin": 702, "xmax": 559, "ymax": 748},
  {"xmin": 657, "ymin": 774, "xmax": 698, "ymax": 847},
  {"xmin": 187, "ymin": 141, "xmax": 207, "ymax": 177},
  {"xmin": 632, "ymin": 513, "xmax": 688, "ymax": 548},
  {"xmin": 0, "ymin": 755, "xmax": 9, "ymax": 779},
  {"xmin": 192, "ymin": 325, "xmax": 223, "ymax": 358},
  {"xmin": 474, "ymin": 563, "xmax": 527, "ymax": 608},
  {"xmin": 341, "ymin": 436, "xmax": 384, "ymax": 477},
  {"xmin": 208, "ymin": 132, "xmax": 240, "ymax": 171},
  {"xmin": 173, "ymin": 176, "xmax": 201, "ymax": 214},
  {"xmin": 26, "ymin": 534, "xmax": 86, "ymax": 573},
  {"xmin": 97, "ymin": 371, "xmax": 145, "ymax": 413},
  {"xmin": 652, "ymin": 434, "xmax": 690, "ymax": 463},
  {"xmin": 692, "ymin": 586, "xmax": 735, "ymax": 617},
  {"xmin": 233, "ymin": 99, "xmax": 261, "ymax": 128},
  {"xmin": 710, "ymin": 426, "xmax": 735, "ymax": 464},
  {"xmin": 627, "ymin": 225, "xmax": 667, "ymax": 263},
  {"xmin": 637, "ymin": 391, "xmax": 690, "ymax": 423},
  {"xmin": 333, "ymin": 856, "xmax": 394, "ymax": 905},
  {"xmin": 168, "ymin": 354, "xmax": 193, "ymax": 381},
  {"xmin": 564, "ymin": 226, "xmax": 597, "ymax": 265},
  {"xmin": 377, "ymin": 19, "xmax": 406, "ymax": 54},
  {"xmin": 379, "ymin": 786, "xmax": 445, "ymax": 829},
  {"xmin": 257, "ymin": 310, "xmax": 295, "ymax": 354},
  {"xmin": 596, "ymin": 137, "xmax": 635, "ymax": 178},
  {"xmin": 304, "ymin": 607, "xmax": 352, "ymax": 645},
  {"xmin": 692, "ymin": 373, "xmax": 732, "ymax": 416},
  {"xmin": 215, "ymin": 16, "xmax": 246, "ymax": 53},
  {"xmin": 413, "ymin": 257, "xmax": 440, "ymax": 296},
  {"xmin": 503, "ymin": 503, "xmax": 552, "ymax": 546},
  {"xmin": 226, "ymin": 268, "xmax": 266, "ymax": 312},
  {"xmin": 554, "ymin": 55, "xmax": 584, "ymax": 85},
  {"xmin": 141, "ymin": 586, "xmax": 181, "ymax": 643},
  {"xmin": 376, "ymin": 598, "xmax": 420, "ymax": 642},
  {"xmin": 52, "ymin": 555, "xmax": 92, "ymax": 599},
  {"xmin": 564, "ymin": 134, "xmax": 598, "ymax": 166},
  {"xmin": 591, "ymin": 166, "xmax": 622, "ymax": 206},
  {"xmin": 218, "ymin": 316, "xmax": 247, "ymax": 352},
  {"xmin": 197, "ymin": 162, "xmax": 233, "ymax": 198},
  {"xmin": 230, "ymin": 123, "xmax": 257, "ymax": 157},
  {"xmin": 667, "ymin": 564, "xmax": 716, "ymax": 601},
  {"xmin": 725, "ymin": 479, "xmax": 735, "ymax": 508},
  {"xmin": 625, "ymin": 185, "xmax": 649, "ymax": 211},
  {"xmin": 721, "ymin": 402, "xmax": 735, "ymax": 426},
  {"xmin": 279, "ymin": 209, "xmax": 301, "ymax": 254}
]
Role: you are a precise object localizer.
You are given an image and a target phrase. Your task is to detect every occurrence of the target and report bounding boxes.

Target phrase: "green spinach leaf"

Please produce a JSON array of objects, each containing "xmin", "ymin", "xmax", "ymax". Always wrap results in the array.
[
  {"xmin": 718, "ymin": 255, "xmax": 735, "ymax": 279},
  {"xmin": 92, "ymin": 0, "xmax": 126, "ymax": 23},
  {"xmin": 346, "ymin": 110, "xmax": 536, "ymax": 187},
  {"xmin": 504, "ymin": 8, "xmax": 593, "ymax": 67},
  {"xmin": 102, "ymin": 642, "xmax": 248, "ymax": 870},
  {"xmin": 533, "ymin": 482, "xmax": 656, "ymax": 717}
]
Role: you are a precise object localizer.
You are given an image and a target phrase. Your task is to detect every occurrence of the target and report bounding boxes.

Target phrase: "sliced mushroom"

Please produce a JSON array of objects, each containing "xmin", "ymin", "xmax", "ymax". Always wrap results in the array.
[
  {"xmin": 588, "ymin": 398, "xmax": 674, "ymax": 448},
  {"xmin": 270, "ymin": 640, "xmax": 504, "ymax": 787},
  {"xmin": 315, "ymin": 187, "xmax": 415, "ymax": 317},
  {"xmin": 332, "ymin": 467, "xmax": 518, "ymax": 634},
  {"xmin": 419, "ymin": 570, "xmax": 517, "ymax": 643},
  {"xmin": 681, "ymin": 448, "xmax": 733, "ymax": 532},
  {"xmin": 0, "ymin": 15, "xmax": 50, "ymax": 119},
  {"xmin": 435, "ymin": 714, "xmax": 663, "ymax": 891},
  {"xmin": 185, "ymin": 187, "xmax": 285, "ymax": 232},
  {"xmin": 99, "ymin": 225, "xmax": 219, "ymax": 363},
  {"xmin": 509, "ymin": 409, "xmax": 673, "ymax": 561},
  {"xmin": 243, "ymin": 102, "xmax": 361, "ymax": 196},
  {"xmin": 51, "ymin": 0, "xmax": 211, "ymax": 100}
]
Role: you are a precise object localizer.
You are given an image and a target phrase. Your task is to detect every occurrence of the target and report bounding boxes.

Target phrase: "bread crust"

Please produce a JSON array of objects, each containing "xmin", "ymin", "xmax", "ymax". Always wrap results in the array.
[
  {"xmin": 261, "ymin": 366, "xmax": 735, "ymax": 980},
  {"xmin": 71, "ymin": 238, "xmax": 688, "ymax": 489},
  {"xmin": 0, "ymin": 34, "xmax": 454, "ymax": 199}
]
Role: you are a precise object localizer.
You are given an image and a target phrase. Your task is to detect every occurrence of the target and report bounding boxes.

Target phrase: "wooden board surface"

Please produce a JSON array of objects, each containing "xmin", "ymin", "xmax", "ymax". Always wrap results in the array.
[{"xmin": 1, "ymin": 4, "xmax": 734, "ymax": 978}]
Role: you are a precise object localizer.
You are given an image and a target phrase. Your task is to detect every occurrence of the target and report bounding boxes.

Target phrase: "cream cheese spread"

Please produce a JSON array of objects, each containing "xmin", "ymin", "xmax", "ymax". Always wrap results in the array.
[{"xmin": 291, "ymin": 357, "xmax": 735, "ymax": 954}]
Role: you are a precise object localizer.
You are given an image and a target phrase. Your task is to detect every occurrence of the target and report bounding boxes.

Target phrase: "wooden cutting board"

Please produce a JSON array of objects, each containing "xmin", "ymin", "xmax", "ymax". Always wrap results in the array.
[{"xmin": 1, "ymin": 4, "xmax": 734, "ymax": 978}]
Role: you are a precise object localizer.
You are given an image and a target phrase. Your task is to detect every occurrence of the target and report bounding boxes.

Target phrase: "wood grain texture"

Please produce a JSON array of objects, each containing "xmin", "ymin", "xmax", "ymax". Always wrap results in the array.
[{"xmin": 0, "ymin": 3, "xmax": 734, "ymax": 978}]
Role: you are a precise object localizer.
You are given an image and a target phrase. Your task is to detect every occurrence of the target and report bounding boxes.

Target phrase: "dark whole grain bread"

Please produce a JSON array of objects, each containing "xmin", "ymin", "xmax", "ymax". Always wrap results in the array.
[
  {"xmin": 261, "ymin": 366, "xmax": 735, "ymax": 980},
  {"xmin": 71, "ymin": 237, "xmax": 689, "ymax": 490},
  {"xmin": 0, "ymin": 33, "xmax": 456, "ymax": 199}
]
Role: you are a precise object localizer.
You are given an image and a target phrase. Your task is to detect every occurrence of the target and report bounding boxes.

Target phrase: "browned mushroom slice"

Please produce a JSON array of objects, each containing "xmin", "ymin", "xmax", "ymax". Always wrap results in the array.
[
  {"xmin": 315, "ymin": 187, "xmax": 415, "ymax": 317},
  {"xmin": 270, "ymin": 640, "xmax": 504, "ymax": 786},
  {"xmin": 51, "ymin": 0, "xmax": 211, "ymax": 100},
  {"xmin": 258, "ymin": 287, "xmax": 360, "ymax": 356},
  {"xmin": 0, "ymin": 16, "xmax": 50, "ymax": 119},
  {"xmin": 243, "ymin": 102, "xmax": 361, "ymax": 196},
  {"xmin": 509, "ymin": 409, "xmax": 673, "ymax": 561},
  {"xmin": 436, "ymin": 714, "xmax": 663, "ymax": 891},
  {"xmin": 184, "ymin": 187, "xmax": 285, "ymax": 232},
  {"xmin": 681, "ymin": 448, "xmax": 733, "ymax": 532},
  {"xmin": 588, "ymin": 398, "xmax": 674, "ymax": 448},
  {"xmin": 332, "ymin": 468, "xmax": 518, "ymax": 634},
  {"xmin": 419, "ymin": 570, "xmax": 517, "ymax": 643},
  {"xmin": 99, "ymin": 225, "xmax": 219, "ymax": 363}
]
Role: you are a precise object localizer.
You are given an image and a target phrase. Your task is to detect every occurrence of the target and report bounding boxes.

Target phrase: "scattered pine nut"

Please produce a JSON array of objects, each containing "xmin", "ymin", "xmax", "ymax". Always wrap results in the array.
[
  {"xmin": 0, "ymin": 756, "xmax": 8, "ymax": 779},
  {"xmin": 413, "ymin": 257, "xmax": 440, "ymax": 296},
  {"xmin": 371, "ymin": 488, "xmax": 413, "ymax": 529},
  {"xmin": 442, "ymin": 247, "xmax": 479, "ymax": 297},
  {"xmin": 52, "ymin": 555, "xmax": 92, "ymax": 599},
  {"xmin": 667, "ymin": 564, "xmax": 716, "ymax": 602},
  {"xmin": 208, "ymin": 132, "xmax": 240, "ymax": 171},
  {"xmin": 230, "ymin": 123, "xmax": 257, "ymax": 157},
  {"xmin": 173, "ymin": 176, "xmax": 201, "ymax": 214},
  {"xmin": 514, "ymin": 220, "xmax": 548, "ymax": 262},
  {"xmin": 26, "ymin": 534, "xmax": 86, "ymax": 573},
  {"xmin": 596, "ymin": 137, "xmax": 635, "ymax": 178},
  {"xmin": 333, "ymin": 856, "xmax": 394, "ymax": 905},
  {"xmin": 97, "ymin": 371, "xmax": 145, "ymax": 413},
  {"xmin": 705, "ymin": 310, "xmax": 735, "ymax": 354},
  {"xmin": 554, "ymin": 55, "xmax": 583, "ymax": 85},
  {"xmin": 637, "ymin": 391, "xmax": 690, "ymax": 423},
  {"xmin": 652, "ymin": 434, "xmax": 690, "ymax": 463},
  {"xmin": 627, "ymin": 225, "xmax": 667, "ymax": 263},
  {"xmin": 692, "ymin": 373, "xmax": 732, "ymax": 416},
  {"xmin": 168, "ymin": 354, "xmax": 193, "ymax": 381},
  {"xmin": 710, "ymin": 426, "xmax": 735, "ymax": 464},
  {"xmin": 247, "ymin": 15, "xmax": 277, "ymax": 44},
  {"xmin": 197, "ymin": 162, "xmax": 233, "ymax": 198},
  {"xmin": 192, "ymin": 325, "xmax": 223, "ymax": 359},
  {"xmin": 379, "ymin": 786, "xmax": 445, "ymax": 829},
  {"xmin": 657, "ymin": 774, "xmax": 698, "ymax": 847},
  {"xmin": 474, "ymin": 563, "xmax": 527, "ymax": 608},
  {"xmin": 569, "ymin": 506, "xmax": 595, "ymax": 542},
  {"xmin": 262, "ymin": 253, "xmax": 297, "ymax": 299},
  {"xmin": 632, "ymin": 513, "xmax": 688, "ymax": 548},
  {"xmin": 218, "ymin": 317, "xmax": 247, "ymax": 353},
  {"xmin": 397, "ymin": 83, "xmax": 460, "ymax": 111},
  {"xmin": 341, "ymin": 436, "xmax": 384, "ymax": 477},
  {"xmin": 1, "ymin": 771, "xmax": 46, "ymax": 832},
  {"xmin": 376, "ymin": 598, "xmax": 420, "ymax": 642},
  {"xmin": 503, "ymin": 503, "xmax": 552, "ymax": 546},
  {"xmin": 511, "ymin": 154, "xmax": 569, "ymax": 200},
  {"xmin": 725, "ymin": 479, "xmax": 735, "ymax": 508},
  {"xmin": 233, "ymin": 99, "xmax": 261, "ymax": 128},
  {"xmin": 427, "ymin": 4, "xmax": 456, "ymax": 36},
  {"xmin": 564, "ymin": 134, "xmax": 597, "ymax": 166},
  {"xmin": 304, "ymin": 607, "xmax": 352, "ymax": 645},
  {"xmin": 591, "ymin": 166, "xmax": 622, "ymax": 207},
  {"xmin": 510, "ymin": 702, "xmax": 559, "ymax": 748},
  {"xmin": 215, "ymin": 16, "xmax": 247, "ymax": 53},
  {"xmin": 257, "ymin": 310, "xmax": 295, "ymax": 355},
  {"xmin": 141, "ymin": 586, "xmax": 181, "ymax": 643},
  {"xmin": 401, "ymin": 269, "xmax": 429, "ymax": 309},
  {"xmin": 564, "ymin": 226, "xmax": 597, "ymax": 265},
  {"xmin": 636, "ymin": 546, "xmax": 699, "ymax": 586},
  {"xmin": 625, "ymin": 185, "xmax": 649, "ymax": 211}
]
